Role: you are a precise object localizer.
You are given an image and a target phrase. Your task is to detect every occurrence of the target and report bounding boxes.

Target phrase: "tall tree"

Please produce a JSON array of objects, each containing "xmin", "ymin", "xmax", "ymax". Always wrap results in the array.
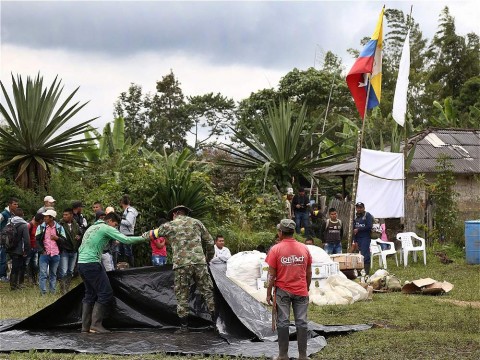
[
  {"xmin": 185, "ymin": 92, "xmax": 235, "ymax": 151},
  {"xmin": 146, "ymin": 70, "xmax": 191, "ymax": 151},
  {"xmin": 113, "ymin": 83, "xmax": 147, "ymax": 144},
  {"xmin": 426, "ymin": 7, "xmax": 480, "ymax": 102},
  {"xmin": 0, "ymin": 74, "xmax": 96, "ymax": 189}
]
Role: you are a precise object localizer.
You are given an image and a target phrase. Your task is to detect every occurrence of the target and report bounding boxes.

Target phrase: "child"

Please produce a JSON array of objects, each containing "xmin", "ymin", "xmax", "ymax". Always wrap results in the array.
[{"xmin": 151, "ymin": 218, "xmax": 168, "ymax": 266}]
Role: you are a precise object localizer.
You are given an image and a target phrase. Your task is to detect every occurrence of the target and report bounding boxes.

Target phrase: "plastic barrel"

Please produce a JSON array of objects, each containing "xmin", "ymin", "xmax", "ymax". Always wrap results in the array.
[{"xmin": 465, "ymin": 220, "xmax": 480, "ymax": 264}]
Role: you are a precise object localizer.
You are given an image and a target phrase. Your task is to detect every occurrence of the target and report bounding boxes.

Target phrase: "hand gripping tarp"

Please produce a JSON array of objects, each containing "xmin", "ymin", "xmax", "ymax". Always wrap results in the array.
[{"xmin": 0, "ymin": 264, "xmax": 371, "ymax": 357}]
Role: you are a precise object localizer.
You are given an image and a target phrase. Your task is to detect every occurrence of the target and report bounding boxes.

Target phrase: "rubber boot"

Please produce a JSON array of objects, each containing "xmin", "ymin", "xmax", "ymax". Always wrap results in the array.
[
  {"xmin": 81, "ymin": 303, "xmax": 94, "ymax": 333},
  {"xmin": 297, "ymin": 327, "xmax": 310, "ymax": 360},
  {"xmin": 9, "ymin": 272, "xmax": 19, "ymax": 291},
  {"xmin": 273, "ymin": 327, "xmax": 290, "ymax": 360},
  {"xmin": 89, "ymin": 302, "xmax": 110, "ymax": 333},
  {"xmin": 127, "ymin": 255, "xmax": 135, "ymax": 268},
  {"xmin": 364, "ymin": 263, "xmax": 371, "ymax": 276},
  {"xmin": 175, "ymin": 317, "xmax": 189, "ymax": 334}
]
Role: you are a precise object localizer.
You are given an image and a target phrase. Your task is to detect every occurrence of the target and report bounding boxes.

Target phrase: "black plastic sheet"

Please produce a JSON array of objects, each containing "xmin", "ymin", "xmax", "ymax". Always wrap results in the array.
[{"xmin": 0, "ymin": 264, "xmax": 370, "ymax": 357}]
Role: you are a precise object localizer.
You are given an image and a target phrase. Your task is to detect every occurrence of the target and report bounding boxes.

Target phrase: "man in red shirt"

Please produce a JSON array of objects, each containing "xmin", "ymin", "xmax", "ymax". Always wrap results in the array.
[{"xmin": 266, "ymin": 219, "xmax": 312, "ymax": 360}]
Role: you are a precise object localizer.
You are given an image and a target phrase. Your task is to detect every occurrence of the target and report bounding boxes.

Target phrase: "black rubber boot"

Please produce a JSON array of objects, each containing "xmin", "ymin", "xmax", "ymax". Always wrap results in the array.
[
  {"xmin": 274, "ymin": 327, "xmax": 290, "ymax": 360},
  {"xmin": 81, "ymin": 303, "xmax": 94, "ymax": 333},
  {"xmin": 297, "ymin": 327, "xmax": 310, "ymax": 360},
  {"xmin": 175, "ymin": 317, "xmax": 189, "ymax": 334},
  {"xmin": 89, "ymin": 302, "xmax": 110, "ymax": 333}
]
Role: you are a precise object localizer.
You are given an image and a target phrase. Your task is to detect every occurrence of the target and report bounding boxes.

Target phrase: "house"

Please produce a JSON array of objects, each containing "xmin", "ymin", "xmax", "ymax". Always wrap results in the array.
[{"xmin": 315, "ymin": 128, "xmax": 480, "ymax": 239}]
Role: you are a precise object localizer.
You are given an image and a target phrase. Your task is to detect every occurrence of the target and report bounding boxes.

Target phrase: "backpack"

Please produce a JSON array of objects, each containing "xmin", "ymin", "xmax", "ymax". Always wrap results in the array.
[{"xmin": 0, "ymin": 220, "xmax": 19, "ymax": 251}]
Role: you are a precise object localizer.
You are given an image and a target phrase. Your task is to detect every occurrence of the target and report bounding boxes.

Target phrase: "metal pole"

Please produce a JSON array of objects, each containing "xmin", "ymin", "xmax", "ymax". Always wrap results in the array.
[{"xmin": 346, "ymin": 79, "xmax": 372, "ymax": 250}]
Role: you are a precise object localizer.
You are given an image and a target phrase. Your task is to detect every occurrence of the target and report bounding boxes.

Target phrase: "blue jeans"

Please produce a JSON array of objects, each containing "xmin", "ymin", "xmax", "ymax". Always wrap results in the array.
[
  {"xmin": 276, "ymin": 287, "xmax": 309, "ymax": 329},
  {"xmin": 324, "ymin": 242, "xmax": 342, "ymax": 255},
  {"xmin": 59, "ymin": 251, "xmax": 78, "ymax": 278},
  {"xmin": 355, "ymin": 237, "xmax": 371, "ymax": 265},
  {"xmin": 78, "ymin": 262, "xmax": 113, "ymax": 305},
  {"xmin": 25, "ymin": 249, "xmax": 39, "ymax": 280},
  {"xmin": 294, "ymin": 211, "xmax": 310, "ymax": 235},
  {"xmin": 151, "ymin": 255, "xmax": 167, "ymax": 266},
  {"xmin": 0, "ymin": 246, "xmax": 7, "ymax": 278},
  {"xmin": 39, "ymin": 254, "xmax": 60, "ymax": 294}
]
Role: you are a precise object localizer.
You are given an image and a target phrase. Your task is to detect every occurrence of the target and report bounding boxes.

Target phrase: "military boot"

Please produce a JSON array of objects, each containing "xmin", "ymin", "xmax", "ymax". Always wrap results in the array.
[
  {"xmin": 65, "ymin": 274, "xmax": 72, "ymax": 293},
  {"xmin": 59, "ymin": 277, "xmax": 67, "ymax": 295},
  {"xmin": 175, "ymin": 317, "xmax": 189, "ymax": 334}
]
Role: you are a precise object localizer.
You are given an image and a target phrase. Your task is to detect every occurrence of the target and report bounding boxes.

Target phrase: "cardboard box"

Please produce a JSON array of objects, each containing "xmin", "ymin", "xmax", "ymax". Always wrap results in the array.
[
  {"xmin": 401, "ymin": 278, "xmax": 454, "ymax": 295},
  {"xmin": 330, "ymin": 253, "xmax": 364, "ymax": 270}
]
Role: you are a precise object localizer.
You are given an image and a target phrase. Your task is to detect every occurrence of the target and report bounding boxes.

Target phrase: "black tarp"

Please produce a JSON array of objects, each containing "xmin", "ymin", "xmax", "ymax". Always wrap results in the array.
[{"xmin": 0, "ymin": 264, "xmax": 371, "ymax": 357}]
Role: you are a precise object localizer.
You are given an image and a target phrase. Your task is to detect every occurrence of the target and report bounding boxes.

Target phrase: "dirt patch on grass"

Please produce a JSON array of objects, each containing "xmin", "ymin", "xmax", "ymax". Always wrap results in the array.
[{"xmin": 436, "ymin": 299, "xmax": 480, "ymax": 308}]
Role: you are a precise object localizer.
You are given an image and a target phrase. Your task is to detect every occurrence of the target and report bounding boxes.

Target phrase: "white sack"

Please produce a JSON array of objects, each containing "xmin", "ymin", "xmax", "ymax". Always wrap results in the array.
[
  {"xmin": 226, "ymin": 250, "xmax": 266, "ymax": 288},
  {"xmin": 306, "ymin": 245, "xmax": 333, "ymax": 264}
]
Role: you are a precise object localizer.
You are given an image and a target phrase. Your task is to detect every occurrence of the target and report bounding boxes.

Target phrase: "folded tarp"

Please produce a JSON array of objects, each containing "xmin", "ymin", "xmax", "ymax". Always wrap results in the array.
[{"xmin": 0, "ymin": 264, "xmax": 370, "ymax": 357}]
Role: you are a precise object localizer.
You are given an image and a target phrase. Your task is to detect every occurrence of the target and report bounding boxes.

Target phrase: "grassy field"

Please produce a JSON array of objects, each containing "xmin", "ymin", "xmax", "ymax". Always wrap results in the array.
[{"xmin": 1, "ymin": 245, "xmax": 479, "ymax": 360}]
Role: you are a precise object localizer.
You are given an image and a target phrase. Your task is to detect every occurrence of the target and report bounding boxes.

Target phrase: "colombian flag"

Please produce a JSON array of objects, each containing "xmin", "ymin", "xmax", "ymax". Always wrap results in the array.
[{"xmin": 346, "ymin": 7, "xmax": 384, "ymax": 119}]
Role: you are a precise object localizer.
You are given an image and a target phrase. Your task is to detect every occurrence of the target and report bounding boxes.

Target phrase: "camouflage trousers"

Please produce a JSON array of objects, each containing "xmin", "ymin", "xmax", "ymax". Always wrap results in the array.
[{"xmin": 174, "ymin": 264, "xmax": 215, "ymax": 318}]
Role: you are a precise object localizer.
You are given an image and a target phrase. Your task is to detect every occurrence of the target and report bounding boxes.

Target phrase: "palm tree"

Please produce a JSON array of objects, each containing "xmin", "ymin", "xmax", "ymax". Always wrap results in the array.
[
  {"xmin": 218, "ymin": 100, "xmax": 350, "ymax": 191},
  {"xmin": 0, "ymin": 74, "xmax": 97, "ymax": 188}
]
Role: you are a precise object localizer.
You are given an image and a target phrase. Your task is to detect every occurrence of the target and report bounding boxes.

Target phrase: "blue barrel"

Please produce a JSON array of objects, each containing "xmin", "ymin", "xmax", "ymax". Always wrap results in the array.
[{"xmin": 465, "ymin": 220, "xmax": 480, "ymax": 264}]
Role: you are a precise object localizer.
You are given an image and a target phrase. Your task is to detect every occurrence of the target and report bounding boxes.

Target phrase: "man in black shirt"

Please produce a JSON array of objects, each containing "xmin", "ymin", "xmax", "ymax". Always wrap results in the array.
[{"xmin": 291, "ymin": 188, "xmax": 311, "ymax": 236}]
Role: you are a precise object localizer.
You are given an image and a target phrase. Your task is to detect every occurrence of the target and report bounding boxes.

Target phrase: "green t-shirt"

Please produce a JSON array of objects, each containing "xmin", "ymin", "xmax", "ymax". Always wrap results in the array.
[{"xmin": 78, "ymin": 220, "xmax": 145, "ymax": 264}]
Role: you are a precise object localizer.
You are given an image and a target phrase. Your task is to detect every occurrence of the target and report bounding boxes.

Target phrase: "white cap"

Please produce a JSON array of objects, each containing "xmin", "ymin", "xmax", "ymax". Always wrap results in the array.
[
  {"xmin": 43, "ymin": 209, "xmax": 57, "ymax": 218},
  {"xmin": 44, "ymin": 195, "xmax": 56, "ymax": 203},
  {"xmin": 287, "ymin": 187, "xmax": 294, "ymax": 195},
  {"xmin": 105, "ymin": 206, "xmax": 115, "ymax": 214}
]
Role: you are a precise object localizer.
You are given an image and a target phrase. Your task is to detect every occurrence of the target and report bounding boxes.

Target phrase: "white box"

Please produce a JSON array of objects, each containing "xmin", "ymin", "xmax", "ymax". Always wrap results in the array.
[
  {"xmin": 260, "ymin": 261, "xmax": 269, "ymax": 281},
  {"xmin": 328, "ymin": 262, "xmax": 340, "ymax": 276},
  {"xmin": 257, "ymin": 278, "xmax": 267, "ymax": 290},
  {"xmin": 311, "ymin": 263, "xmax": 330, "ymax": 279}
]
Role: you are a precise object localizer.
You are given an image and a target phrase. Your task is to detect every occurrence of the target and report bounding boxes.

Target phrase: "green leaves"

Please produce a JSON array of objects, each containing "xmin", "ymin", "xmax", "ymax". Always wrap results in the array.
[
  {"xmin": 0, "ymin": 73, "xmax": 97, "ymax": 188},
  {"xmin": 217, "ymin": 100, "xmax": 349, "ymax": 191}
]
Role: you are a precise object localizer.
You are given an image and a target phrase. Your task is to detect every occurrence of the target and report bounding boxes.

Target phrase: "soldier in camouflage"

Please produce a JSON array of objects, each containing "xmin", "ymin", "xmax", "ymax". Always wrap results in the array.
[{"xmin": 145, "ymin": 205, "xmax": 215, "ymax": 334}]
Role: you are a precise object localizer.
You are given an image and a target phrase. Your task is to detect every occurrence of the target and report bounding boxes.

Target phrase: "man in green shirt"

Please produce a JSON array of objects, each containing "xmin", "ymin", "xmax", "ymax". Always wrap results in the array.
[{"xmin": 78, "ymin": 212, "xmax": 147, "ymax": 333}]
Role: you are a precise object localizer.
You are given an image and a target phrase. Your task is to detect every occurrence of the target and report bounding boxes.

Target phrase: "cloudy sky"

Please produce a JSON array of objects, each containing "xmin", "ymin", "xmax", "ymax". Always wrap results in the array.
[{"xmin": 1, "ymin": 0, "xmax": 479, "ymax": 142}]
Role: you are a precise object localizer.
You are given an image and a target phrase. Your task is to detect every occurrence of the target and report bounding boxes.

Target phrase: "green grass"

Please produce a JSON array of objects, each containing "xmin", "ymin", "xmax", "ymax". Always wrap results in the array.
[{"xmin": 1, "ymin": 245, "xmax": 479, "ymax": 359}]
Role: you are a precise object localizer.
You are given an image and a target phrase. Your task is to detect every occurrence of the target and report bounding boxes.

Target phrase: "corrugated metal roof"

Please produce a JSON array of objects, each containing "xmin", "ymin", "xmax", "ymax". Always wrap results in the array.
[{"xmin": 315, "ymin": 128, "xmax": 480, "ymax": 176}]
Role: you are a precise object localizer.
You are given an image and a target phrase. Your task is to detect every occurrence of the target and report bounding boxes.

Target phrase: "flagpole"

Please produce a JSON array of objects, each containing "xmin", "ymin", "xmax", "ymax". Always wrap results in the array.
[
  {"xmin": 403, "ymin": 5, "xmax": 413, "ymax": 231},
  {"xmin": 347, "ymin": 79, "xmax": 372, "ymax": 250}
]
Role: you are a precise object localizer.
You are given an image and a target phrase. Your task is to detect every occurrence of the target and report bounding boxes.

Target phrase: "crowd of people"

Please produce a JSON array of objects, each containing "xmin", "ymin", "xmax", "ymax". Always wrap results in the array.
[{"xmin": 1, "ymin": 190, "xmax": 379, "ymax": 358}]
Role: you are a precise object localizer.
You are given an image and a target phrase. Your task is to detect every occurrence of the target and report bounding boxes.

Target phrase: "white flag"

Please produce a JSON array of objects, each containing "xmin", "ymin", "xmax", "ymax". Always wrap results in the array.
[{"xmin": 392, "ymin": 31, "xmax": 410, "ymax": 127}]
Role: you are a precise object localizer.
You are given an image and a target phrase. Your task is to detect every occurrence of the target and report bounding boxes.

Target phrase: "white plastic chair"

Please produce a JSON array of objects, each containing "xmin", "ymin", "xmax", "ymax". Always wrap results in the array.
[
  {"xmin": 370, "ymin": 240, "xmax": 399, "ymax": 270},
  {"xmin": 396, "ymin": 232, "xmax": 427, "ymax": 267}
]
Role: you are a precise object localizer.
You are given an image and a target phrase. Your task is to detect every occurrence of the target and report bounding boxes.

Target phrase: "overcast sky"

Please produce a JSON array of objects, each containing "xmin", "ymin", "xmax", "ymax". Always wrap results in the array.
[{"xmin": 1, "ymin": 0, "xmax": 479, "ymax": 143}]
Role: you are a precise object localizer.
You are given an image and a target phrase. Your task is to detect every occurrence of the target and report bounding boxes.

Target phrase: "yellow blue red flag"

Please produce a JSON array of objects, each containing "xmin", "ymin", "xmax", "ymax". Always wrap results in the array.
[{"xmin": 346, "ymin": 7, "xmax": 384, "ymax": 119}]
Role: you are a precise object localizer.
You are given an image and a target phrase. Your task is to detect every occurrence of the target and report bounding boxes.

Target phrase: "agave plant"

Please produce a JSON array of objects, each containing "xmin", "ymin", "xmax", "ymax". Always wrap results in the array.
[
  {"xmin": 153, "ymin": 148, "xmax": 211, "ymax": 219},
  {"xmin": 218, "ymin": 100, "xmax": 350, "ymax": 191},
  {"xmin": 0, "ymin": 74, "xmax": 97, "ymax": 188}
]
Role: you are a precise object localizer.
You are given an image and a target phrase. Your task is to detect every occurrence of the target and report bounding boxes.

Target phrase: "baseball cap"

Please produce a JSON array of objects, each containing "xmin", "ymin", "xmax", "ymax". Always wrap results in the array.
[
  {"xmin": 276, "ymin": 219, "xmax": 296, "ymax": 232},
  {"xmin": 286, "ymin": 187, "xmax": 294, "ymax": 195},
  {"xmin": 298, "ymin": 187, "xmax": 305, "ymax": 192},
  {"xmin": 355, "ymin": 202, "xmax": 365, "ymax": 207},
  {"xmin": 44, "ymin": 195, "xmax": 56, "ymax": 203},
  {"xmin": 43, "ymin": 209, "xmax": 57, "ymax": 218},
  {"xmin": 95, "ymin": 210, "xmax": 106, "ymax": 220}
]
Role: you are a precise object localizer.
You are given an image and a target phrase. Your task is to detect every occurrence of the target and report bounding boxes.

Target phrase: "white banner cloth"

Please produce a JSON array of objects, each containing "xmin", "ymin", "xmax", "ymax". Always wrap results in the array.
[
  {"xmin": 356, "ymin": 148, "xmax": 404, "ymax": 218},
  {"xmin": 392, "ymin": 31, "xmax": 410, "ymax": 127}
]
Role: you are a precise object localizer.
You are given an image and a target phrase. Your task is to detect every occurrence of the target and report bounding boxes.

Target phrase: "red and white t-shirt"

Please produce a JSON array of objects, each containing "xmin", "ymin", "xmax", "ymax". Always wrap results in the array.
[{"xmin": 266, "ymin": 238, "xmax": 312, "ymax": 296}]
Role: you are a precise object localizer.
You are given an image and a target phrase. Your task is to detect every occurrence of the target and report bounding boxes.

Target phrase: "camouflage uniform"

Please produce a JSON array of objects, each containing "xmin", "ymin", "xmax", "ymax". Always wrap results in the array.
[{"xmin": 152, "ymin": 215, "xmax": 215, "ymax": 318}]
